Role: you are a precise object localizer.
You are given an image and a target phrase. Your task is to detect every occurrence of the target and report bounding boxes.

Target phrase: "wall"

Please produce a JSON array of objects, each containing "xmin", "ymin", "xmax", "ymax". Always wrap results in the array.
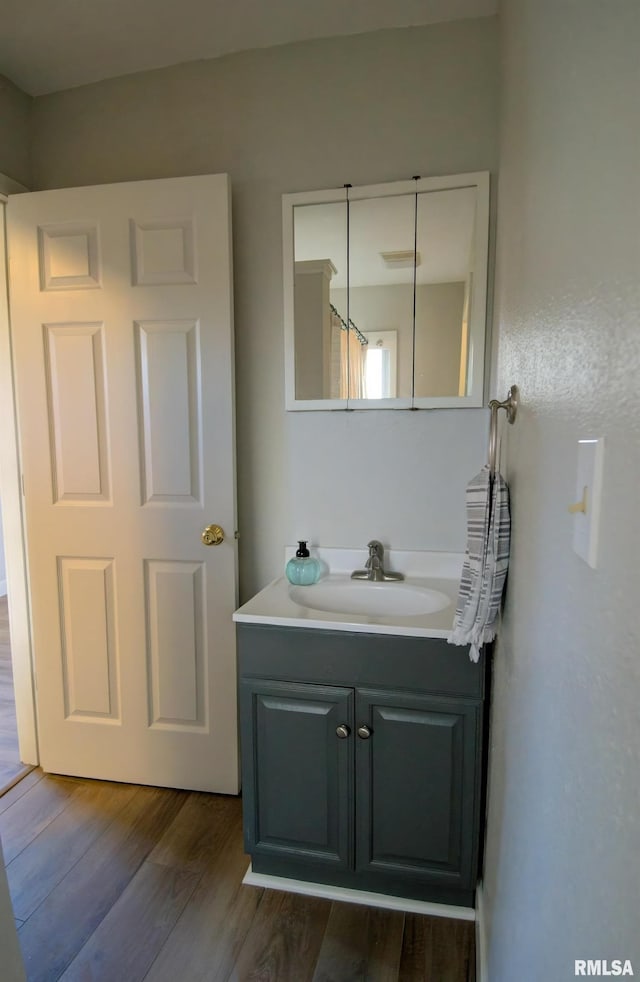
[
  {"xmin": 30, "ymin": 20, "xmax": 499, "ymax": 599},
  {"xmin": 294, "ymin": 261, "xmax": 332, "ymax": 399},
  {"xmin": 415, "ymin": 281, "xmax": 465, "ymax": 396},
  {"xmin": 0, "ymin": 75, "xmax": 32, "ymax": 597},
  {"xmin": 0, "ymin": 498, "xmax": 6, "ymax": 595},
  {"xmin": 0, "ymin": 77, "xmax": 31, "ymax": 597},
  {"xmin": 484, "ymin": 1, "xmax": 640, "ymax": 978},
  {"xmin": 0, "ymin": 75, "xmax": 31, "ymax": 187}
]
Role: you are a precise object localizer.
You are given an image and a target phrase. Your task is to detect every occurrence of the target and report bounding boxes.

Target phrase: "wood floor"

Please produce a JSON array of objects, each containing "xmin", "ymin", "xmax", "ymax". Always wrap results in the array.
[
  {"xmin": 0, "ymin": 596, "xmax": 32, "ymax": 792},
  {"xmin": 0, "ymin": 768, "xmax": 476, "ymax": 981},
  {"xmin": 0, "ymin": 595, "xmax": 474, "ymax": 980}
]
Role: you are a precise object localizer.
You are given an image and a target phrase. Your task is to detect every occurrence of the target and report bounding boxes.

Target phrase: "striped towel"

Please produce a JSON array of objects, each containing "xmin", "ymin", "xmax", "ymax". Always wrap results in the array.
[{"xmin": 449, "ymin": 465, "xmax": 511, "ymax": 662}]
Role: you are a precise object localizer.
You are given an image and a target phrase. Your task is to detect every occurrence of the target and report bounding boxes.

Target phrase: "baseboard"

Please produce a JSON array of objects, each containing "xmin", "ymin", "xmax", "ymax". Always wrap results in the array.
[
  {"xmin": 0, "ymin": 579, "xmax": 6, "ymax": 598},
  {"xmin": 243, "ymin": 864, "xmax": 476, "ymax": 921},
  {"xmin": 475, "ymin": 881, "xmax": 488, "ymax": 981}
]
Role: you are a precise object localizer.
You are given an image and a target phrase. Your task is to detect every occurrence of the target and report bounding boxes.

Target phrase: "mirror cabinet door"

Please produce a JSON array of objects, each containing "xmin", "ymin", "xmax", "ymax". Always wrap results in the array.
[
  {"xmin": 292, "ymin": 199, "xmax": 347, "ymax": 404},
  {"xmin": 284, "ymin": 173, "xmax": 489, "ymax": 410},
  {"xmin": 414, "ymin": 186, "xmax": 478, "ymax": 400},
  {"xmin": 347, "ymin": 192, "xmax": 415, "ymax": 406}
]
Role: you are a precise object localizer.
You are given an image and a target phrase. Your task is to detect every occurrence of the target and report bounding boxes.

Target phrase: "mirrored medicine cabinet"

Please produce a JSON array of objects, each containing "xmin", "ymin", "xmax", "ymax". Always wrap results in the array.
[{"xmin": 283, "ymin": 172, "xmax": 489, "ymax": 411}]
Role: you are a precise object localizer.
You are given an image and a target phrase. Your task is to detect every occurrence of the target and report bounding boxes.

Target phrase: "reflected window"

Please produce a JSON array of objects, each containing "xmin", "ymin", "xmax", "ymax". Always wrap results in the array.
[{"xmin": 364, "ymin": 331, "xmax": 397, "ymax": 399}]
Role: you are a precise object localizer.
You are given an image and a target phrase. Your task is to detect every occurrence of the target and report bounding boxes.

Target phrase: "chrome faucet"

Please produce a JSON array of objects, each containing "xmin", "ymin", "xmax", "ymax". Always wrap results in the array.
[{"xmin": 351, "ymin": 540, "xmax": 404, "ymax": 582}]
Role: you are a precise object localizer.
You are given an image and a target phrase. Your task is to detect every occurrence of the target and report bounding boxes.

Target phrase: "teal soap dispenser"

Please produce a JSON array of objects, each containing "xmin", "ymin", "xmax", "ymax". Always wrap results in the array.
[{"xmin": 286, "ymin": 541, "xmax": 320, "ymax": 586}]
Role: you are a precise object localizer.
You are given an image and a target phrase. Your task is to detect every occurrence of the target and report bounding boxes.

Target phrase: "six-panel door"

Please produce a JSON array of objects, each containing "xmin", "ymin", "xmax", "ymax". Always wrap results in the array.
[
  {"xmin": 8, "ymin": 174, "xmax": 239, "ymax": 792},
  {"xmin": 354, "ymin": 688, "xmax": 480, "ymax": 889},
  {"xmin": 240, "ymin": 679, "xmax": 354, "ymax": 869}
]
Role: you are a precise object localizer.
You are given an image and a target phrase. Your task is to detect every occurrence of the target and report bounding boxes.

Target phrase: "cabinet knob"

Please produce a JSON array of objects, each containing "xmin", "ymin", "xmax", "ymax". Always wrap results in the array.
[
  {"xmin": 335, "ymin": 724, "xmax": 351, "ymax": 739},
  {"xmin": 357, "ymin": 724, "xmax": 372, "ymax": 740}
]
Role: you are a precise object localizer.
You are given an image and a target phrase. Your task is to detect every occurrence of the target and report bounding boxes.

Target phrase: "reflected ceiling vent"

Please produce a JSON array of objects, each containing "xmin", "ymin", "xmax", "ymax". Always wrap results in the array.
[{"xmin": 379, "ymin": 250, "xmax": 421, "ymax": 269}]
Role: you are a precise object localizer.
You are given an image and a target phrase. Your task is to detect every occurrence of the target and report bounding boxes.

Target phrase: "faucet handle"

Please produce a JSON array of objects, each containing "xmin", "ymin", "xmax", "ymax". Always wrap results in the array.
[{"xmin": 366, "ymin": 540, "xmax": 383, "ymax": 571}]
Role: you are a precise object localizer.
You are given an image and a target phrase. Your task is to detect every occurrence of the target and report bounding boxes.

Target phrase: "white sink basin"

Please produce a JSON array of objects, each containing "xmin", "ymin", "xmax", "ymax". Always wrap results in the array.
[{"xmin": 289, "ymin": 577, "xmax": 451, "ymax": 618}]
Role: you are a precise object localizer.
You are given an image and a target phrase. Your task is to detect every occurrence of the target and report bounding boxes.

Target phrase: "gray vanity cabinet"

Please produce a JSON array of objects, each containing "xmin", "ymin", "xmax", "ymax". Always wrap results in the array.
[
  {"xmin": 239, "ymin": 679, "xmax": 354, "ymax": 870},
  {"xmin": 237, "ymin": 624, "xmax": 487, "ymax": 907},
  {"xmin": 355, "ymin": 689, "xmax": 479, "ymax": 891}
]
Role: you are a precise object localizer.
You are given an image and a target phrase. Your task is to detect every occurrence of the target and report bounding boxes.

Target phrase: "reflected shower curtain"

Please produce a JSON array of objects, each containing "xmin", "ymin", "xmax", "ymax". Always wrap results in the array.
[{"xmin": 330, "ymin": 312, "xmax": 366, "ymax": 399}]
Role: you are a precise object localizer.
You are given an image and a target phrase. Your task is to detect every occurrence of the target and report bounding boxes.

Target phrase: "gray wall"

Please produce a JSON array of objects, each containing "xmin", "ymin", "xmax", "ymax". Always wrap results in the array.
[
  {"xmin": 0, "ymin": 75, "xmax": 31, "ymax": 187},
  {"xmin": 415, "ymin": 281, "xmax": 465, "ymax": 396},
  {"xmin": 30, "ymin": 20, "xmax": 499, "ymax": 599},
  {"xmin": 484, "ymin": 1, "xmax": 640, "ymax": 978}
]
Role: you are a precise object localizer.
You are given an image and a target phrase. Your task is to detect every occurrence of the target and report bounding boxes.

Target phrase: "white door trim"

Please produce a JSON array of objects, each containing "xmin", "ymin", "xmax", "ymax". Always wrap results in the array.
[{"xmin": 0, "ymin": 177, "xmax": 38, "ymax": 765}]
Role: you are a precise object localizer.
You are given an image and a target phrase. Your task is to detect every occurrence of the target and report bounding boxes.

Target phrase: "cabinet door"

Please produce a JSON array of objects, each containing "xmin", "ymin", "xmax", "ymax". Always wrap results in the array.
[
  {"xmin": 240, "ymin": 679, "xmax": 353, "ymax": 869},
  {"xmin": 355, "ymin": 688, "xmax": 480, "ymax": 889}
]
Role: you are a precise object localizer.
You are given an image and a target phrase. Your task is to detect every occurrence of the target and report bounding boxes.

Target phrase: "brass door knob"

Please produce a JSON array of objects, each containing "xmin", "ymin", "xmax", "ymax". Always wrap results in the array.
[{"xmin": 201, "ymin": 524, "xmax": 225, "ymax": 546}]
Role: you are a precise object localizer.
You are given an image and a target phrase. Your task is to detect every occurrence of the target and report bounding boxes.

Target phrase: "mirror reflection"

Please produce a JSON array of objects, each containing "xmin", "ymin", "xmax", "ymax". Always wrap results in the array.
[
  {"xmin": 287, "ymin": 174, "xmax": 488, "ymax": 408},
  {"xmin": 414, "ymin": 186, "xmax": 478, "ymax": 398},
  {"xmin": 346, "ymin": 194, "xmax": 415, "ymax": 401},
  {"xmin": 292, "ymin": 200, "xmax": 346, "ymax": 401}
]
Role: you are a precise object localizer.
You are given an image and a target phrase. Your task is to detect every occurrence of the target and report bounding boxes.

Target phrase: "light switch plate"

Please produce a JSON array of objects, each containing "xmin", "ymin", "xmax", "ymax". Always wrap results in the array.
[{"xmin": 572, "ymin": 437, "xmax": 604, "ymax": 568}]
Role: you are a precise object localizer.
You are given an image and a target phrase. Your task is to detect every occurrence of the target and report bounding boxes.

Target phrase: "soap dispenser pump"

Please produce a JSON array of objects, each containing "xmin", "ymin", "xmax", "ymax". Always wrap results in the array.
[{"xmin": 285, "ymin": 541, "xmax": 321, "ymax": 586}]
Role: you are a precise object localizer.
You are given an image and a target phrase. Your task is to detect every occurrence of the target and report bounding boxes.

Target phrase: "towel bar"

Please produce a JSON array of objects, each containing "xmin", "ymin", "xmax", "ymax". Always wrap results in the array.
[{"xmin": 488, "ymin": 384, "xmax": 519, "ymax": 474}]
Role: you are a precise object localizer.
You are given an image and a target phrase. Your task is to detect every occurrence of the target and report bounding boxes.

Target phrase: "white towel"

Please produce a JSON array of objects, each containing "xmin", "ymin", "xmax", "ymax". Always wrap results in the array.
[{"xmin": 449, "ymin": 465, "xmax": 511, "ymax": 662}]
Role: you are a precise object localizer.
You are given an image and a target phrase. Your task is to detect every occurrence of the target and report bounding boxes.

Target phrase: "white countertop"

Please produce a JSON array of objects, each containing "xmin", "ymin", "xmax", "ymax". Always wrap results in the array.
[{"xmin": 233, "ymin": 548, "xmax": 464, "ymax": 639}]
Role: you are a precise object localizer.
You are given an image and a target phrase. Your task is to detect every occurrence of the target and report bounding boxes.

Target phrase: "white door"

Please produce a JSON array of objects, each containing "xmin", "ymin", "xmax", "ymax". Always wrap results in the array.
[{"xmin": 7, "ymin": 174, "xmax": 239, "ymax": 793}]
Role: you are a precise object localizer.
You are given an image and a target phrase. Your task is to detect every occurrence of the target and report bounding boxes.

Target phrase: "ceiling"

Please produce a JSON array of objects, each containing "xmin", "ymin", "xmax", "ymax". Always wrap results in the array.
[{"xmin": 0, "ymin": 0, "xmax": 498, "ymax": 97}]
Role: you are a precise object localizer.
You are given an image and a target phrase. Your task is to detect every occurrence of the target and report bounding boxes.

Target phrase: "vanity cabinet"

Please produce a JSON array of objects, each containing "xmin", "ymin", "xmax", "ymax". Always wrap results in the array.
[
  {"xmin": 240, "ymin": 679, "xmax": 353, "ymax": 871},
  {"xmin": 237, "ymin": 624, "xmax": 488, "ymax": 907},
  {"xmin": 355, "ymin": 688, "xmax": 479, "ymax": 892}
]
